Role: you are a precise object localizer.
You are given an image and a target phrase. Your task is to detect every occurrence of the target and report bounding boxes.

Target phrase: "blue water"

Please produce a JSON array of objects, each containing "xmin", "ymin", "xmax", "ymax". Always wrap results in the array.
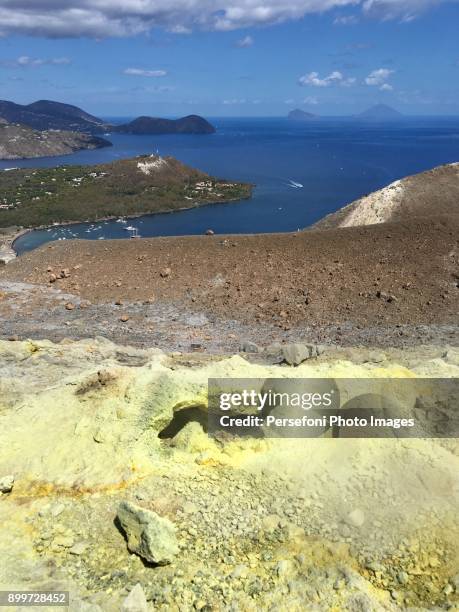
[{"xmin": 6, "ymin": 116, "xmax": 459, "ymax": 254}]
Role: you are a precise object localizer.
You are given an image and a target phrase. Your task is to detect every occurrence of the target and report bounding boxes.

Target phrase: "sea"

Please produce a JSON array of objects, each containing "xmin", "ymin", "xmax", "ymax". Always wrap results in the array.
[{"xmin": 5, "ymin": 116, "xmax": 459, "ymax": 255}]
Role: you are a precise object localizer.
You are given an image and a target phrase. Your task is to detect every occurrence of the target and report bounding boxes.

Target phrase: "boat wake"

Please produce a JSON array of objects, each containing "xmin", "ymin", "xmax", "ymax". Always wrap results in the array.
[{"xmin": 287, "ymin": 180, "xmax": 304, "ymax": 189}]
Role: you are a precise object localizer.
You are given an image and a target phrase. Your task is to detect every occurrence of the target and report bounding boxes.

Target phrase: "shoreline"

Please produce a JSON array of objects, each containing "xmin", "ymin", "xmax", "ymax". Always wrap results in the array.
[
  {"xmin": 0, "ymin": 227, "xmax": 28, "ymax": 264},
  {"xmin": 6, "ymin": 189, "xmax": 254, "ymax": 258}
]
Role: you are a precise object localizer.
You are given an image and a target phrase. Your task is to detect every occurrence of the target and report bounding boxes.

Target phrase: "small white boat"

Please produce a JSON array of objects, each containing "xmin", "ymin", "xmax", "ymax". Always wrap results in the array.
[{"xmin": 124, "ymin": 226, "xmax": 136, "ymax": 231}]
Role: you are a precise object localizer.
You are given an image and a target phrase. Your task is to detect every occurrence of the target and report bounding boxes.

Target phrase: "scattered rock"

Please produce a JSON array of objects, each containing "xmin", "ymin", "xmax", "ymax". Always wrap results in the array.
[
  {"xmin": 65, "ymin": 302, "xmax": 75, "ymax": 311},
  {"xmin": 276, "ymin": 560, "xmax": 294, "ymax": 578},
  {"xmin": 443, "ymin": 349, "xmax": 459, "ymax": 366},
  {"xmin": 120, "ymin": 314, "xmax": 130, "ymax": 322},
  {"xmin": 60, "ymin": 269, "xmax": 71, "ymax": 278},
  {"xmin": 51, "ymin": 503, "xmax": 65, "ymax": 517},
  {"xmin": 262, "ymin": 515, "xmax": 281, "ymax": 534},
  {"xmin": 116, "ymin": 501, "xmax": 178, "ymax": 565},
  {"xmin": 282, "ymin": 343, "xmax": 315, "ymax": 366},
  {"xmin": 376, "ymin": 291, "xmax": 397, "ymax": 303},
  {"xmin": 53, "ymin": 535, "xmax": 74, "ymax": 548},
  {"xmin": 444, "ymin": 583, "xmax": 454, "ymax": 596},
  {"xmin": 397, "ymin": 571, "xmax": 409, "ymax": 585},
  {"xmin": 160, "ymin": 268, "xmax": 171, "ymax": 278},
  {"xmin": 0, "ymin": 474, "xmax": 14, "ymax": 493},
  {"xmin": 121, "ymin": 584, "xmax": 148, "ymax": 612},
  {"xmin": 69, "ymin": 542, "xmax": 88, "ymax": 556},
  {"xmin": 240, "ymin": 341, "xmax": 261, "ymax": 354},
  {"xmin": 182, "ymin": 501, "xmax": 198, "ymax": 515},
  {"xmin": 230, "ymin": 564, "xmax": 249, "ymax": 579},
  {"xmin": 346, "ymin": 509, "xmax": 365, "ymax": 528},
  {"xmin": 367, "ymin": 351, "xmax": 386, "ymax": 363}
]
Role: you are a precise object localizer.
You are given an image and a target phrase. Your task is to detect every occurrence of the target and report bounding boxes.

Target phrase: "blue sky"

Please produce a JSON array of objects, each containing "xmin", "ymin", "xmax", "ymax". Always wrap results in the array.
[{"xmin": 0, "ymin": 0, "xmax": 458, "ymax": 117}]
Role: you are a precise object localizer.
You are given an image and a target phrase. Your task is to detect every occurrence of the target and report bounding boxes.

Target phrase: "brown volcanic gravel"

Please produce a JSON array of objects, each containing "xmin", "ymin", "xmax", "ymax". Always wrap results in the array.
[
  {"xmin": 0, "ymin": 217, "xmax": 459, "ymax": 326},
  {"xmin": 2, "ymin": 215, "xmax": 458, "ymax": 333}
]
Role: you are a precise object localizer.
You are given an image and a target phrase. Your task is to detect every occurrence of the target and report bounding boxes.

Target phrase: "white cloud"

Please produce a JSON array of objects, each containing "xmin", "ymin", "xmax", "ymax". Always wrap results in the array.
[
  {"xmin": 333, "ymin": 15, "xmax": 359, "ymax": 24},
  {"xmin": 123, "ymin": 68, "xmax": 167, "ymax": 77},
  {"xmin": 362, "ymin": 0, "xmax": 448, "ymax": 21},
  {"xmin": 1, "ymin": 55, "xmax": 71, "ymax": 68},
  {"xmin": 167, "ymin": 24, "xmax": 192, "ymax": 34},
  {"xmin": 365, "ymin": 67, "xmax": 394, "ymax": 90},
  {"xmin": 299, "ymin": 70, "xmax": 356, "ymax": 87},
  {"xmin": 303, "ymin": 96, "xmax": 319, "ymax": 104},
  {"xmin": 0, "ymin": 1, "xmax": 453, "ymax": 38},
  {"xmin": 235, "ymin": 35, "xmax": 254, "ymax": 47}
]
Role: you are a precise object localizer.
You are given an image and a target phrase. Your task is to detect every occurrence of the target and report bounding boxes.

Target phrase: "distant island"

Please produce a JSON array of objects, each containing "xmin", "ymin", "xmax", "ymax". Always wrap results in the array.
[
  {"xmin": 287, "ymin": 104, "xmax": 403, "ymax": 121},
  {"xmin": 115, "ymin": 115, "xmax": 216, "ymax": 135},
  {"xmin": 0, "ymin": 120, "xmax": 111, "ymax": 160},
  {"xmin": 0, "ymin": 154, "xmax": 252, "ymax": 228},
  {"xmin": 288, "ymin": 109, "xmax": 318, "ymax": 121},
  {"xmin": 357, "ymin": 104, "xmax": 403, "ymax": 120},
  {"xmin": 0, "ymin": 99, "xmax": 217, "ymax": 137}
]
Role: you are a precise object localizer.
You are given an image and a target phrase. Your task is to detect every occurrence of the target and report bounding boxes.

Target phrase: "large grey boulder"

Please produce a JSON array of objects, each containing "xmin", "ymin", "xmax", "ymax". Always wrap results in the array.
[
  {"xmin": 282, "ymin": 343, "xmax": 324, "ymax": 366},
  {"xmin": 0, "ymin": 475, "xmax": 14, "ymax": 493},
  {"xmin": 117, "ymin": 501, "xmax": 178, "ymax": 565}
]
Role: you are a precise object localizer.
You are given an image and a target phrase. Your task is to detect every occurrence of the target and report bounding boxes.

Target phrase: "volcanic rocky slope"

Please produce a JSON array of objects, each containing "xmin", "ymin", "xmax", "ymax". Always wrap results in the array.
[
  {"xmin": 313, "ymin": 162, "xmax": 459, "ymax": 229},
  {"xmin": 0, "ymin": 339, "xmax": 458, "ymax": 610}
]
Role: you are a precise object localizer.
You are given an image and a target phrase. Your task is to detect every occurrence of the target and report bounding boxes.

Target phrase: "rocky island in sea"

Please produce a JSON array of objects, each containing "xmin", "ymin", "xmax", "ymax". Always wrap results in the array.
[
  {"xmin": 115, "ymin": 115, "xmax": 216, "ymax": 135},
  {"xmin": 288, "ymin": 108, "xmax": 318, "ymax": 121},
  {"xmin": 357, "ymin": 104, "xmax": 403, "ymax": 120}
]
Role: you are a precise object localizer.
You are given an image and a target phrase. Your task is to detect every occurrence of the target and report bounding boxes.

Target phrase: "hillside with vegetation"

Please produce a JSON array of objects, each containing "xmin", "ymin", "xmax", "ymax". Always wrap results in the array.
[{"xmin": 0, "ymin": 155, "xmax": 252, "ymax": 228}]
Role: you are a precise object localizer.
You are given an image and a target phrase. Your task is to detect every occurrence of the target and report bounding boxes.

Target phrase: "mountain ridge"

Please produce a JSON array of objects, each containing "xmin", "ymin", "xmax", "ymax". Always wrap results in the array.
[{"xmin": 0, "ymin": 99, "xmax": 216, "ymax": 136}]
